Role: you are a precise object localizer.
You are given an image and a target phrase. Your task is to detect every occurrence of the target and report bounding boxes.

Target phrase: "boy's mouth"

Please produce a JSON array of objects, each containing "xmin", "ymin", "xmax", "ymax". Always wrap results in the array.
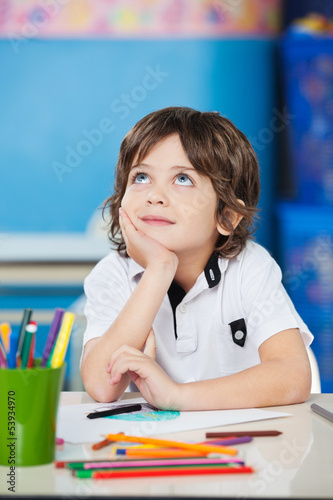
[{"xmin": 141, "ymin": 215, "xmax": 175, "ymax": 226}]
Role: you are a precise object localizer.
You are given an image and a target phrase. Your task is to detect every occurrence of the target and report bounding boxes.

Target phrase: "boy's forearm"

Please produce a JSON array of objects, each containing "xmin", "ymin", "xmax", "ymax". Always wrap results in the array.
[
  {"xmin": 81, "ymin": 263, "xmax": 176, "ymax": 402},
  {"xmin": 176, "ymin": 357, "xmax": 311, "ymax": 411}
]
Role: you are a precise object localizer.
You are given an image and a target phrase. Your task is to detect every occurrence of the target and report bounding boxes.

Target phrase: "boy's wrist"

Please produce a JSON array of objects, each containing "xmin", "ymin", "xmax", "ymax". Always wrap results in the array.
[
  {"xmin": 172, "ymin": 381, "xmax": 188, "ymax": 411},
  {"xmin": 146, "ymin": 257, "xmax": 178, "ymax": 277}
]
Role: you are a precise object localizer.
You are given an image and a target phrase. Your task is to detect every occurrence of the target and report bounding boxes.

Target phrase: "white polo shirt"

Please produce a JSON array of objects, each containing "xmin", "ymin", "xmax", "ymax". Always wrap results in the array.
[{"xmin": 82, "ymin": 241, "xmax": 313, "ymax": 386}]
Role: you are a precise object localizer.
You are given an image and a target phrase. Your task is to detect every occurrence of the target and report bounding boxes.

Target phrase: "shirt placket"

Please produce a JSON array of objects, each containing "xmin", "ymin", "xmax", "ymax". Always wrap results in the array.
[{"xmin": 175, "ymin": 277, "xmax": 207, "ymax": 353}]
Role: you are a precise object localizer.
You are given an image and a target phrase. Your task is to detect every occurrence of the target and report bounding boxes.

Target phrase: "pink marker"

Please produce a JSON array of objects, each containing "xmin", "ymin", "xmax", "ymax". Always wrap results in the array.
[{"xmin": 84, "ymin": 457, "xmax": 245, "ymax": 469}]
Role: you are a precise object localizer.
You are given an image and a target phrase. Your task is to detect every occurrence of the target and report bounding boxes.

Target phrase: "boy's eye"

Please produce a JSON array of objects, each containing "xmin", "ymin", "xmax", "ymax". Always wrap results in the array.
[
  {"xmin": 133, "ymin": 172, "xmax": 150, "ymax": 184},
  {"xmin": 175, "ymin": 174, "xmax": 193, "ymax": 186}
]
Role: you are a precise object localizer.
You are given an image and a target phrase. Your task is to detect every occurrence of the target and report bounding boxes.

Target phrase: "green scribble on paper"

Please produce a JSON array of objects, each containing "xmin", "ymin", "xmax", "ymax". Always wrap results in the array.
[{"xmin": 106, "ymin": 411, "xmax": 180, "ymax": 421}]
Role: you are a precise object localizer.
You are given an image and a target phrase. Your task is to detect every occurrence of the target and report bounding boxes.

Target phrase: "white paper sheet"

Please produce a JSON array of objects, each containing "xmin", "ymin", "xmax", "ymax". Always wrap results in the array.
[{"xmin": 57, "ymin": 397, "xmax": 290, "ymax": 444}]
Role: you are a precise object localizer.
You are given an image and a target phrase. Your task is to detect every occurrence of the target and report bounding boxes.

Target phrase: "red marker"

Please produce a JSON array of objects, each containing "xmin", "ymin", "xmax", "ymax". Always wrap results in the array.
[
  {"xmin": 88, "ymin": 466, "xmax": 254, "ymax": 479},
  {"xmin": 27, "ymin": 331, "xmax": 36, "ymax": 368}
]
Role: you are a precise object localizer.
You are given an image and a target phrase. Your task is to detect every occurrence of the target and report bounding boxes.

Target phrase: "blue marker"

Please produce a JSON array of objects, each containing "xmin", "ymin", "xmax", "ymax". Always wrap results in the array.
[{"xmin": 7, "ymin": 329, "xmax": 19, "ymax": 369}]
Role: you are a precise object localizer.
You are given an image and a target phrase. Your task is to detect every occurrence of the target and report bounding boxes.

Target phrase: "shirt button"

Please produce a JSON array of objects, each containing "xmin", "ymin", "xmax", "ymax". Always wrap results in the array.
[
  {"xmin": 234, "ymin": 330, "xmax": 244, "ymax": 341},
  {"xmin": 179, "ymin": 304, "xmax": 187, "ymax": 313}
]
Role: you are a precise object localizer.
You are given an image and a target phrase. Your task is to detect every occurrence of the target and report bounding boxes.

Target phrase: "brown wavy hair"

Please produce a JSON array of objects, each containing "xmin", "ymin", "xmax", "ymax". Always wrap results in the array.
[{"xmin": 103, "ymin": 106, "xmax": 260, "ymax": 258}]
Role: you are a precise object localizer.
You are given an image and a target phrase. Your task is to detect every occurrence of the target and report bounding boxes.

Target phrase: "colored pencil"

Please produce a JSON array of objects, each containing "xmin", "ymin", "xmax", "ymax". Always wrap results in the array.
[
  {"xmin": 50, "ymin": 312, "xmax": 75, "ymax": 368},
  {"xmin": 0, "ymin": 323, "xmax": 11, "ymax": 352},
  {"xmin": 61, "ymin": 462, "xmax": 89, "ymax": 469},
  {"xmin": 7, "ymin": 330, "xmax": 19, "ymax": 368},
  {"xmin": 83, "ymin": 457, "xmax": 245, "ymax": 470},
  {"xmin": 21, "ymin": 322, "xmax": 37, "ymax": 369},
  {"xmin": 206, "ymin": 431, "xmax": 282, "ymax": 438},
  {"xmin": 27, "ymin": 331, "xmax": 35, "ymax": 368},
  {"xmin": 76, "ymin": 466, "xmax": 254, "ymax": 479},
  {"xmin": 106, "ymin": 433, "xmax": 237, "ymax": 456},
  {"xmin": 0, "ymin": 342, "xmax": 7, "ymax": 368},
  {"xmin": 74, "ymin": 463, "xmax": 246, "ymax": 478},
  {"xmin": 115, "ymin": 448, "xmax": 208, "ymax": 458},
  {"xmin": 41, "ymin": 308, "xmax": 64, "ymax": 367},
  {"xmin": 0, "ymin": 308, "xmax": 75, "ymax": 371},
  {"xmin": 87, "ymin": 404, "xmax": 142, "ymax": 419},
  {"xmin": 201, "ymin": 436, "xmax": 252, "ymax": 446},
  {"xmin": 311, "ymin": 403, "xmax": 333, "ymax": 423},
  {"xmin": 16, "ymin": 308, "xmax": 32, "ymax": 363},
  {"xmin": 115, "ymin": 448, "xmax": 207, "ymax": 458},
  {"xmin": 112, "ymin": 437, "xmax": 249, "ymax": 454},
  {"xmin": 92, "ymin": 438, "xmax": 112, "ymax": 451}
]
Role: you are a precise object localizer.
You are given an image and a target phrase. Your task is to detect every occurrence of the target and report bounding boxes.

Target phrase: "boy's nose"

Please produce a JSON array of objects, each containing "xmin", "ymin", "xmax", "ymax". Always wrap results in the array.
[{"xmin": 146, "ymin": 185, "xmax": 169, "ymax": 205}]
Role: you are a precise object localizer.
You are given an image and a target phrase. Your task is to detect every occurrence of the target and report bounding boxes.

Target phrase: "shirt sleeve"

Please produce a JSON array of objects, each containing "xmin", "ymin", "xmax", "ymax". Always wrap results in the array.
[
  {"xmin": 82, "ymin": 253, "xmax": 133, "ymax": 347},
  {"xmin": 240, "ymin": 246, "xmax": 314, "ymax": 350}
]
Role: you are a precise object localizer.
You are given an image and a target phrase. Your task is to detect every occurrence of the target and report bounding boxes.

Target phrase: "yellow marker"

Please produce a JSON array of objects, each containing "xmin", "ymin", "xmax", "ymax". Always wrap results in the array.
[
  {"xmin": 0, "ymin": 323, "xmax": 12, "ymax": 352},
  {"xmin": 50, "ymin": 312, "xmax": 75, "ymax": 368}
]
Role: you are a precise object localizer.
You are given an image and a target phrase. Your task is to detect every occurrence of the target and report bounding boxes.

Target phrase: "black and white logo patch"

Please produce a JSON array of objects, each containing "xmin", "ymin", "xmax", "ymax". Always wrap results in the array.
[{"xmin": 229, "ymin": 318, "xmax": 247, "ymax": 347}]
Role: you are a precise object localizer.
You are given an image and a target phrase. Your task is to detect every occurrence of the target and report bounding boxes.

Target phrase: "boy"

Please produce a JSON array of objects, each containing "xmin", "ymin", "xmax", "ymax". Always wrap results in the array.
[{"xmin": 80, "ymin": 107, "xmax": 313, "ymax": 409}]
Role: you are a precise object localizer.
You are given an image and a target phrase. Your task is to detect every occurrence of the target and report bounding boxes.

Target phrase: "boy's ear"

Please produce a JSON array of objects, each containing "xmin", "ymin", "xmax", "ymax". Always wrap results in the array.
[{"xmin": 216, "ymin": 199, "xmax": 245, "ymax": 236}]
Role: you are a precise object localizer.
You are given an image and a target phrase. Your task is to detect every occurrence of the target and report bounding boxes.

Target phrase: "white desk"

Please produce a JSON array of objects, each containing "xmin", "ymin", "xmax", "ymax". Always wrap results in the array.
[{"xmin": 1, "ymin": 392, "xmax": 332, "ymax": 499}]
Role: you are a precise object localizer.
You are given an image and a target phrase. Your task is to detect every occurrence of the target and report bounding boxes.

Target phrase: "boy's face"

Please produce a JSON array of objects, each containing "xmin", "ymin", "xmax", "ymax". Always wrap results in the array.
[{"xmin": 121, "ymin": 134, "xmax": 222, "ymax": 258}]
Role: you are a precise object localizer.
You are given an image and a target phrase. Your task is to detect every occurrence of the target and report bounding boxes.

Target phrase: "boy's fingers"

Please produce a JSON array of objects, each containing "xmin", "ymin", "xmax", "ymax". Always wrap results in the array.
[
  {"xmin": 108, "ymin": 337, "xmax": 154, "ymax": 378},
  {"xmin": 109, "ymin": 354, "xmax": 147, "ymax": 384},
  {"xmin": 119, "ymin": 207, "xmax": 127, "ymax": 219},
  {"xmin": 119, "ymin": 208, "xmax": 133, "ymax": 229},
  {"xmin": 119, "ymin": 211, "xmax": 139, "ymax": 243},
  {"xmin": 109, "ymin": 345, "xmax": 143, "ymax": 370}
]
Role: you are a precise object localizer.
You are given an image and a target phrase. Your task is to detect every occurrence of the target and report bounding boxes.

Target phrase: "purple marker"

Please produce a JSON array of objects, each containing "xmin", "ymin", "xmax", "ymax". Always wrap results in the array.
[
  {"xmin": 207, "ymin": 436, "xmax": 253, "ymax": 446},
  {"xmin": 0, "ymin": 342, "xmax": 7, "ymax": 368},
  {"xmin": 41, "ymin": 308, "xmax": 64, "ymax": 366}
]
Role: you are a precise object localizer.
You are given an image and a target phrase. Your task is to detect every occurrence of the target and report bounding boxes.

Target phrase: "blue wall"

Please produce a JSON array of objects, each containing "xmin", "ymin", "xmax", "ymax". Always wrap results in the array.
[{"xmin": 0, "ymin": 39, "xmax": 277, "ymax": 251}]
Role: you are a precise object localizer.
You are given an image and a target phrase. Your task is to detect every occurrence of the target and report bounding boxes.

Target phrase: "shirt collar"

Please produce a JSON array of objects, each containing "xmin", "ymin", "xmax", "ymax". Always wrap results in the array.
[
  {"xmin": 204, "ymin": 252, "xmax": 222, "ymax": 288},
  {"xmin": 128, "ymin": 257, "xmax": 145, "ymax": 280}
]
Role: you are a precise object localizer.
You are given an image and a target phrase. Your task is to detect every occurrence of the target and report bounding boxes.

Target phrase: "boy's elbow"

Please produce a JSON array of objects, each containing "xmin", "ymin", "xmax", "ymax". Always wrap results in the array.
[
  {"xmin": 293, "ymin": 380, "xmax": 311, "ymax": 405},
  {"xmin": 89, "ymin": 386, "xmax": 116, "ymax": 403},
  {"xmin": 81, "ymin": 363, "xmax": 125, "ymax": 403},
  {"xmin": 82, "ymin": 376, "xmax": 116, "ymax": 403}
]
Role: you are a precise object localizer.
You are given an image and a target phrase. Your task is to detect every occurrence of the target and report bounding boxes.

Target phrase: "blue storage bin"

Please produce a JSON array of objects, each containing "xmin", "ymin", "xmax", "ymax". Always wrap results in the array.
[
  {"xmin": 280, "ymin": 36, "xmax": 333, "ymax": 204},
  {"xmin": 277, "ymin": 202, "xmax": 333, "ymax": 392}
]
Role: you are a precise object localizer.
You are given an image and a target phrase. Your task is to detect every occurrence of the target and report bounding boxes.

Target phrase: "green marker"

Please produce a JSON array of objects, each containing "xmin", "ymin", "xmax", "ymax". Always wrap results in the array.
[
  {"xmin": 66, "ymin": 462, "xmax": 86, "ymax": 470},
  {"xmin": 46, "ymin": 341, "xmax": 57, "ymax": 368},
  {"xmin": 16, "ymin": 309, "xmax": 32, "ymax": 361},
  {"xmin": 20, "ymin": 327, "xmax": 34, "ymax": 369},
  {"xmin": 75, "ymin": 469, "xmax": 94, "ymax": 478}
]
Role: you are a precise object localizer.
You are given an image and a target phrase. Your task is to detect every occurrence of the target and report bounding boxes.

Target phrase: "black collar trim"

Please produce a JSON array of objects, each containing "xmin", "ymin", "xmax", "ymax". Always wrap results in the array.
[{"xmin": 204, "ymin": 252, "xmax": 221, "ymax": 288}]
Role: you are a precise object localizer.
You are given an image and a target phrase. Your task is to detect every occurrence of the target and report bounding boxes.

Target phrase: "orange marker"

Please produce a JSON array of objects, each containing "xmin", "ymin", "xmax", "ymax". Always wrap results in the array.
[
  {"xmin": 107, "ymin": 433, "xmax": 237, "ymax": 456},
  {"xmin": 115, "ymin": 447, "xmax": 205, "ymax": 459},
  {"xmin": 0, "ymin": 323, "xmax": 11, "ymax": 352}
]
